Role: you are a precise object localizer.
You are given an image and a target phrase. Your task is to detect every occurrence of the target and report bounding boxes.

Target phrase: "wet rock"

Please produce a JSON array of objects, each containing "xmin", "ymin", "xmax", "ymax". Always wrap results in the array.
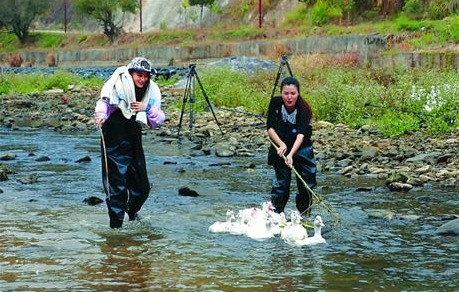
[
  {"xmin": 355, "ymin": 187, "xmax": 373, "ymax": 192},
  {"xmin": 17, "ymin": 174, "xmax": 39, "ymax": 184},
  {"xmin": 414, "ymin": 165, "xmax": 431, "ymax": 174},
  {"xmin": 35, "ymin": 156, "xmax": 50, "ymax": 162},
  {"xmin": 201, "ymin": 147, "xmax": 212, "ymax": 155},
  {"xmin": 436, "ymin": 218, "xmax": 459, "ymax": 235},
  {"xmin": 397, "ymin": 214, "xmax": 422, "ymax": 221},
  {"xmin": 0, "ymin": 164, "xmax": 14, "ymax": 174},
  {"xmin": 441, "ymin": 178, "xmax": 458, "ymax": 188},
  {"xmin": 406, "ymin": 177, "xmax": 424, "ymax": 186},
  {"xmin": 338, "ymin": 165, "xmax": 353, "ymax": 175},
  {"xmin": 83, "ymin": 196, "xmax": 104, "ymax": 205},
  {"xmin": 387, "ymin": 182, "xmax": 413, "ymax": 192},
  {"xmin": 386, "ymin": 172, "xmax": 409, "ymax": 184},
  {"xmin": 0, "ymin": 170, "xmax": 7, "ymax": 181},
  {"xmin": 0, "ymin": 153, "xmax": 16, "ymax": 161},
  {"xmin": 75, "ymin": 156, "xmax": 91, "ymax": 163},
  {"xmin": 437, "ymin": 153, "xmax": 454, "ymax": 164},
  {"xmin": 236, "ymin": 148, "xmax": 255, "ymax": 157},
  {"xmin": 368, "ymin": 210, "xmax": 396, "ymax": 220},
  {"xmin": 215, "ymin": 142, "xmax": 236, "ymax": 157},
  {"xmin": 406, "ymin": 152, "xmax": 442, "ymax": 164},
  {"xmin": 178, "ymin": 186, "xmax": 199, "ymax": 197}
]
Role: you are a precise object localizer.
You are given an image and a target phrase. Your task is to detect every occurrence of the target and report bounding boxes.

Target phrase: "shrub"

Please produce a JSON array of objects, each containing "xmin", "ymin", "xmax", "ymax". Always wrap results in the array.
[
  {"xmin": 46, "ymin": 53, "xmax": 56, "ymax": 67},
  {"xmin": 311, "ymin": 1, "xmax": 342, "ymax": 26},
  {"xmin": 7, "ymin": 53, "xmax": 23, "ymax": 67}
]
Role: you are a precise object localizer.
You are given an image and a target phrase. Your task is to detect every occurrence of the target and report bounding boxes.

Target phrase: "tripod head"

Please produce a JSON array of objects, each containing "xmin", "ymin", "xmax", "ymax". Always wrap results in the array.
[
  {"xmin": 281, "ymin": 55, "xmax": 289, "ymax": 65},
  {"xmin": 271, "ymin": 55, "xmax": 294, "ymax": 98},
  {"xmin": 187, "ymin": 64, "xmax": 197, "ymax": 77}
]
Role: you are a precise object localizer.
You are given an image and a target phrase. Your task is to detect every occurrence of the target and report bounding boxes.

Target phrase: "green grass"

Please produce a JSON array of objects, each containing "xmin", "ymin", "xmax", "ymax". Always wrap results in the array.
[
  {"xmin": 197, "ymin": 65, "xmax": 458, "ymax": 136},
  {"xmin": 32, "ymin": 32, "xmax": 64, "ymax": 48},
  {"xmin": 303, "ymin": 66, "xmax": 459, "ymax": 135},
  {"xmin": 0, "ymin": 31, "xmax": 20, "ymax": 53},
  {"xmin": 0, "ymin": 71, "xmax": 103, "ymax": 94},
  {"xmin": 147, "ymin": 30, "xmax": 198, "ymax": 45},
  {"xmin": 186, "ymin": 66, "xmax": 273, "ymax": 115}
]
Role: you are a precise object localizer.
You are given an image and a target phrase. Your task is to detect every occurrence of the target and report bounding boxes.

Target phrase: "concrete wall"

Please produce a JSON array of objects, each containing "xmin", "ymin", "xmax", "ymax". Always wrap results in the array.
[{"xmin": 2, "ymin": 34, "xmax": 458, "ymax": 70}]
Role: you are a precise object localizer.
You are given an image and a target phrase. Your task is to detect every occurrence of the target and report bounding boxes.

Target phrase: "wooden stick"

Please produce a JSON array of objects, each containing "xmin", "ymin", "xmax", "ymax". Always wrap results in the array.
[
  {"xmin": 99, "ymin": 126, "xmax": 110, "ymax": 200},
  {"xmin": 269, "ymin": 139, "xmax": 341, "ymax": 223}
]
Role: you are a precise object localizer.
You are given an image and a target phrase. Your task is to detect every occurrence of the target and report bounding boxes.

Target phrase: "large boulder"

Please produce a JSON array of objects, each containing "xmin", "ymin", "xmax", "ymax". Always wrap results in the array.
[{"xmin": 436, "ymin": 218, "xmax": 459, "ymax": 235}]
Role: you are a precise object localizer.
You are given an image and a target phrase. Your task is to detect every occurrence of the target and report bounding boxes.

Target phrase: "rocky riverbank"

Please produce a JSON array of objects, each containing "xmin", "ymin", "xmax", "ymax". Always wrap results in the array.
[{"xmin": 1, "ymin": 84, "xmax": 458, "ymax": 191}]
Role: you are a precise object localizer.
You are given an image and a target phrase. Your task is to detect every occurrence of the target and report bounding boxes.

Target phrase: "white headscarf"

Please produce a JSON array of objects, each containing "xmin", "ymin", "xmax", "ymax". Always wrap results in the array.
[{"xmin": 100, "ymin": 66, "xmax": 153, "ymax": 120}]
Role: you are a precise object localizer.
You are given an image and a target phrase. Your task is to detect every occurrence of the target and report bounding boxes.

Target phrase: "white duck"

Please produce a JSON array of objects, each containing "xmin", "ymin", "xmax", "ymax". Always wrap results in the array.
[
  {"xmin": 262, "ymin": 201, "xmax": 285, "ymax": 225},
  {"xmin": 281, "ymin": 210, "xmax": 308, "ymax": 244},
  {"xmin": 239, "ymin": 206, "xmax": 262, "ymax": 225},
  {"xmin": 291, "ymin": 215, "xmax": 326, "ymax": 246},
  {"xmin": 245, "ymin": 213, "xmax": 274, "ymax": 241},
  {"xmin": 270, "ymin": 212, "xmax": 287, "ymax": 236},
  {"xmin": 208, "ymin": 209, "xmax": 235, "ymax": 233},
  {"xmin": 228, "ymin": 209, "xmax": 249, "ymax": 235}
]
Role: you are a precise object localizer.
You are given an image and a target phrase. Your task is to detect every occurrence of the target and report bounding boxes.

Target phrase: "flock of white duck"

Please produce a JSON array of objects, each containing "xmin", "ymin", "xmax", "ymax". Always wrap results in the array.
[{"xmin": 208, "ymin": 201, "xmax": 326, "ymax": 246}]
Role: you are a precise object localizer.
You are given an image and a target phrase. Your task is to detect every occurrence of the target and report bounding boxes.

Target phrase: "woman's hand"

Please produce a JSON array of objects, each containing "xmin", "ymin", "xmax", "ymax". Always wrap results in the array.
[
  {"xmin": 130, "ymin": 101, "xmax": 146, "ymax": 112},
  {"xmin": 95, "ymin": 117, "xmax": 105, "ymax": 127},
  {"xmin": 277, "ymin": 143, "xmax": 287, "ymax": 158},
  {"xmin": 284, "ymin": 153, "xmax": 293, "ymax": 168}
]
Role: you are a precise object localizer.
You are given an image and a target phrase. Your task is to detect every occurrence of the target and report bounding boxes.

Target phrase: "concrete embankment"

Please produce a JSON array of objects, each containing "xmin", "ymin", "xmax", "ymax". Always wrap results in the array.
[{"xmin": 3, "ymin": 34, "xmax": 459, "ymax": 70}]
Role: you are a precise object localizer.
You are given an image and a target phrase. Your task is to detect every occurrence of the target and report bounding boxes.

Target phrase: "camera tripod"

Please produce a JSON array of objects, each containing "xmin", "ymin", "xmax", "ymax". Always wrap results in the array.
[
  {"xmin": 177, "ymin": 64, "xmax": 224, "ymax": 139},
  {"xmin": 270, "ymin": 55, "xmax": 294, "ymax": 98}
]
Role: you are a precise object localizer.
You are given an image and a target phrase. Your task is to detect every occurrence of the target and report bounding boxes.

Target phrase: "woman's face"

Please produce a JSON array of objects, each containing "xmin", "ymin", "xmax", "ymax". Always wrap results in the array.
[
  {"xmin": 281, "ymin": 84, "xmax": 299, "ymax": 111},
  {"xmin": 131, "ymin": 71, "xmax": 150, "ymax": 88}
]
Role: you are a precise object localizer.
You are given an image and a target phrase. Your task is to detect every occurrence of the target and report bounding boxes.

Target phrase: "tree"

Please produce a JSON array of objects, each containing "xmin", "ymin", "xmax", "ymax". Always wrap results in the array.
[
  {"xmin": 72, "ymin": 0, "xmax": 138, "ymax": 43},
  {"xmin": 0, "ymin": 0, "xmax": 51, "ymax": 44},
  {"xmin": 181, "ymin": 0, "xmax": 190, "ymax": 28},
  {"xmin": 189, "ymin": 0, "xmax": 215, "ymax": 28}
]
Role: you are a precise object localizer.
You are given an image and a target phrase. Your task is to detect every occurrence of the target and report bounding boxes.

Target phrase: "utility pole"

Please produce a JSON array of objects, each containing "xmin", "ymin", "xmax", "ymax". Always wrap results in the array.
[
  {"xmin": 64, "ymin": 0, "xmax": 67, "ymax": 33},
  {"xmin": 139, "ymin": 0, "xmax": 143, "ymax": 32},
  {"xmin": 258, "ymin": 0, "xmax": 262, "ymax": 28}
]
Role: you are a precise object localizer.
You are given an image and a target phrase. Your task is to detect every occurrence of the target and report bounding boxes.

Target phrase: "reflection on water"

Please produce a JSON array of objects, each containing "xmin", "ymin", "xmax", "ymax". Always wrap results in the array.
[{"xmin": 0, "ymin": 128, "xmax": 458, "ymax": 291}]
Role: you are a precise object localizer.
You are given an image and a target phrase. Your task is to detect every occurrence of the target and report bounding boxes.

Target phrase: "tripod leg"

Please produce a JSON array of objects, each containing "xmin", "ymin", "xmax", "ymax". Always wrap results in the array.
[
  {"xmin": 270, "ymin": 63, "xmax": 283, "ymax": 98},
  {"xmin": 285, "ymin": 61, "xmax": 294, "ymax": 77},
  {"xmin": 177, "ymin": 74, "xmax": 193, "ymax": 138},
  {"xmin": 194, "ymin": 72, "xmax": 224, "ymax": 135}
]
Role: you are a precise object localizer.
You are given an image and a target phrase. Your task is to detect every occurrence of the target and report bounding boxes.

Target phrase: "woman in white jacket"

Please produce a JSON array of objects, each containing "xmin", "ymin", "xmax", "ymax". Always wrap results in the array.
[{"xmin": 94, "ymin": 57, "xmax": 165, "ymax": 228}]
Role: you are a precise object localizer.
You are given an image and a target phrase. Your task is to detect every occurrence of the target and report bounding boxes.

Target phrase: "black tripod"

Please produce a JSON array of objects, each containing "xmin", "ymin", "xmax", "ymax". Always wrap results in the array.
[
  {"xmin": 270, "ymin": 55, "xmax": 294, "ymax": 98},
  {"xmin": 177, "ymin": 64, "xmax": 224, "ymax": 139}
]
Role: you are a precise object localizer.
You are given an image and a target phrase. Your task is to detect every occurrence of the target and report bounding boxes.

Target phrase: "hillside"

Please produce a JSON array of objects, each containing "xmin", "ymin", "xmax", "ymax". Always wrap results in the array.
[
  {"xmin": 26, "ymin": 0, "xmax": 456, "ymax": 52},
  {"xmin": 35, "ymin": 0, "xmax": 301, "ymax": 33},
  {"xmin": 2, "ymin": 1, "xmax": 457, "ymax": 68}
]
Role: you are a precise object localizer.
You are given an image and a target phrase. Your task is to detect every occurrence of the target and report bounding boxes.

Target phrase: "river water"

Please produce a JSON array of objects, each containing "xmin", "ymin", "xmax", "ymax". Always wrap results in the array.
[{"xmin": 0, "ymin": 128, "xmax": 457, "ymax": 291}]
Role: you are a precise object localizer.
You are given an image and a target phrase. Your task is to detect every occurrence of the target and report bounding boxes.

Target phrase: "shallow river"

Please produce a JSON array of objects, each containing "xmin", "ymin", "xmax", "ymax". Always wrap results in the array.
[{"xmin": 0, "ymin": 128, "xmax": 457, "ymax": 291}]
